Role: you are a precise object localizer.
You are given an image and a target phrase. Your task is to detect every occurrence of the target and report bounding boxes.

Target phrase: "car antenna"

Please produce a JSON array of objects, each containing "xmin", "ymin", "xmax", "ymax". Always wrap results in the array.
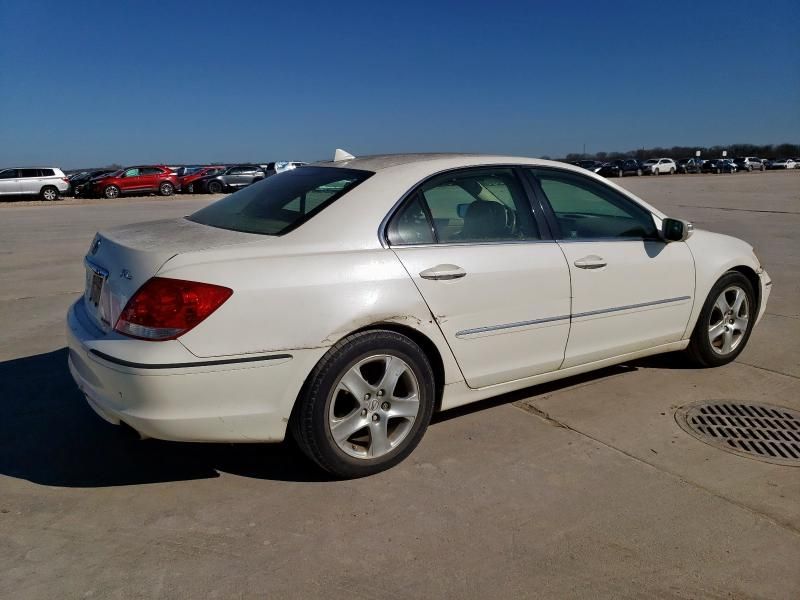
[{"xmin": 333, "ymin": 148, "xmax": 355, "ymax": 162}]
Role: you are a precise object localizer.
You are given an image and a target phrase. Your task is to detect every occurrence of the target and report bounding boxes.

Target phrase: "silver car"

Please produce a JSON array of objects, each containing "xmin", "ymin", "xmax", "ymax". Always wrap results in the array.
[{"xmin": 0, "ymin": 167, "xmax": 70, "ymax": 200}]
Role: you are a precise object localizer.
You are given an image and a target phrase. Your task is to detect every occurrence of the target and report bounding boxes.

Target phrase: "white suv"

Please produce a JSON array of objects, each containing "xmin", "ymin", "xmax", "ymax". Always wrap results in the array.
[
  {"xmin": 0, "ymin": 167, "xmax": 70, "ymax": 200},
  {"xmin": 641, "ymin": 158, "xmax": 676, "ymax": 175}
]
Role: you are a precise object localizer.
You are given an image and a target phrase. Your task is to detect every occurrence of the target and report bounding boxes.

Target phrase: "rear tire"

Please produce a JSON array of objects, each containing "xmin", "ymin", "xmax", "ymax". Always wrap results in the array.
[
  {"xmin": 669, "ymin": 167, "xmax": 675, "ymax": 175},
  {"xmin": 291, "ymin": 330, "xmax": 435, "ymax": 478},
  {"xmin": 159, "ymin": 181, "xmax": 174, "ymax": 196},
  {"xmin": 208, "ymin": 181, "xmax": 223, "ymax": 194},
  {"xmin": 104, "ymin": 185, "xmax": 120, "ymax": 199},
  {"xmin": 686, "ymin": 271, "xmax": 756, "ymax": 368},
  {"xmin": 40, "ymin": 186, "xmax": 59, "ymax": 201},
  {"xmin": 636, "ymin": 168, "xmax": 642, "ymax": 176}
]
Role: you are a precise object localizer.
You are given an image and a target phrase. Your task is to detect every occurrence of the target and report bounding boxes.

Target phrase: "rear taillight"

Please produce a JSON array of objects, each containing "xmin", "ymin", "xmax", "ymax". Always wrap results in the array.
[
  {"xmin": 62, "ymin": 177, "xmax": 70, "ymax": 183},
  {"xmin": 114, "ymin": 277, "xmax": 232, "ymax": 341}
]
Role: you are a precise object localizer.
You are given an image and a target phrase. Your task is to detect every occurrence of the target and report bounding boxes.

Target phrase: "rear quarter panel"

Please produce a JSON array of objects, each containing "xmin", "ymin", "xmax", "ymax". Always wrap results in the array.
[{"xmin": 160, "ymin": 246, "xmax": 464, "ymax": 384}]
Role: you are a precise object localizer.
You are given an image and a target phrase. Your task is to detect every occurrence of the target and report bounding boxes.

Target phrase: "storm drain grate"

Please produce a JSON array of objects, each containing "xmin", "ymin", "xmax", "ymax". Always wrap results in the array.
[{"xmin": 676, "ymin": 401, "xmax": 800, "ymax": 466}]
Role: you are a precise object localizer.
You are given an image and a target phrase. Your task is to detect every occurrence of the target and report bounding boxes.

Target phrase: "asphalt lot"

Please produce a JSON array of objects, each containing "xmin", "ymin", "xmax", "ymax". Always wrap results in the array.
[{"xmin": 1, "ymin": 171, "xmax": 799, "ymax": 599}]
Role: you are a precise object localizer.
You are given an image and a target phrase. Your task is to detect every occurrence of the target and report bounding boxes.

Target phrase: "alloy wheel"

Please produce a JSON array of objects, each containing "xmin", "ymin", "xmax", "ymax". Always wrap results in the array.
[
  {"xmin": 708, "ymin": 285, "xmax": 749, "ymax": 355},
  {"xmin": 42, "ymin": 188, "xmax": 57, "ymax": 200},
  {"xmin": 328, "ymin": 354, "xmax": 420, "ymax": 459}
]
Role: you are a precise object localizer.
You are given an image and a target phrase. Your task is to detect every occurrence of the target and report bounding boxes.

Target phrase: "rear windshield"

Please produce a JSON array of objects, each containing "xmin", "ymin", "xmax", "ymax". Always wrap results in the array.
[{"xmin": 188, "ymin": 166, "xmax": 372, "ymax": 236}]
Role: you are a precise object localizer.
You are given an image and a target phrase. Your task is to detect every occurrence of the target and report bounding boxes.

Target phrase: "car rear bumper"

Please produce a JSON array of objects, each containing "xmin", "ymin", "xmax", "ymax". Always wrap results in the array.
[{"xmin": 66, "ymin": 299, "xmax": 326, "ymax": 443}]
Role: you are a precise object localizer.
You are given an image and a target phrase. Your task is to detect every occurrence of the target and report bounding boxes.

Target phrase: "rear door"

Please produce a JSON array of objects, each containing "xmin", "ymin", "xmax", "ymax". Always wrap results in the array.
[
  {"xmin": 18, "ymin": 168, "xmax": 41, "ymax": 194},
  {"xmin": 387, "ymin": 166, "xmax": 572, "ymax": 388},
  {"xmin": 138, "ymin": 167, "xmax": 162, "ymax": 191},
  {"xmin": 528, "ymin": 167, "xmax": 694, "ymax": 367}
]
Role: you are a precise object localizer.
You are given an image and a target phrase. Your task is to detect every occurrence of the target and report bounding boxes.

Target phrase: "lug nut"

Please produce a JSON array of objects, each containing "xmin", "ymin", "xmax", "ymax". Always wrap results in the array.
[
  {"xmin": 371, "ymin": 414, "xmax": 380, "ymax": 422},
  {"xmin": 360, "ymin": 408, "xmax": 368, "ymax": 417},
  {"xmin": 377, "ymin": 389, "xmax": 384, "ymax": 397},
  {"xmin": 364, "ymin": 393, "xmax": 371, "ymax": 401},
  {"xmin": 381, "ymin": 402, "xmax": 390, "ymax": 410}
]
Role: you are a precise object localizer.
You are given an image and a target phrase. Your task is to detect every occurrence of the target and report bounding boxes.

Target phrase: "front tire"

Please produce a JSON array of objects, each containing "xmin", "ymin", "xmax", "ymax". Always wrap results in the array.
[
  {"xmin": 104, "ymin": 185, "xmax": 120, "ymax": 199},
  {"xmin": 686, "ymin": 271, "xmax": 755, "ymax": 367},
  {"xmin": 669, "ymin": 167, "xmax": 675, "ymax": 175},
  {"xmin": 292, "ymin": 330, "xmax": 435, "ymax": 478},
  {"xmin": 636, "ymin": 168, "xmax": 642, "ymax": 176},
  {"xmin": 208, "ymin": 181, "xmax": 223, "ymax": 194}
]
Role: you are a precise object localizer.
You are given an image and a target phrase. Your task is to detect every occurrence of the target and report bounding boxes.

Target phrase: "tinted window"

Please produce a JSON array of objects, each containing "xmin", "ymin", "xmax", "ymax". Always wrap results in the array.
[
  {"xmin": 19, "ymin": 169, "xmax": 39, "ymax": 178},
  {"xmin": 0, "ymin": 169, "xmax": 17, "ymax": 179},
  {"xmin": 140, "ymin": 167, "xmax": 162, "ymax": 175},
  {"xmin": 530, "ymin": 168, "xmax": 658, "ymax": 240},
  {"xmin": 386, "ymin": 194, "xmax": 435, "ymax": 245},
  {"xmin": 189, "ymin": 166, "xmax": 371, "ymax": 236},
  {"xmin": 39, "ymin": 168, "xmax": 55, "ymax": 176},
  {"xmin": 389, "ymin": 168, "xmax": 539, "ymax": 245}
]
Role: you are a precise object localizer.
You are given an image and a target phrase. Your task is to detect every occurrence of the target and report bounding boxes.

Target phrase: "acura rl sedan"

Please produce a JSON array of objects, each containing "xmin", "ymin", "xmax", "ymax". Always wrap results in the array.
[{"xmin": 67, "ymin": 151, "xmax": 771, "ymax": 478}]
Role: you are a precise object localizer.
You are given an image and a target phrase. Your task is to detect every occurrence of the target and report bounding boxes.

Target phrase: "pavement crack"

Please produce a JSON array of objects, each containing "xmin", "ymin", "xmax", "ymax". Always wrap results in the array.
[
  {"xmin": 738, "ymin": 361, "xmax": 799, "ymax": 381},
  {"xmin": 519, "ymin": 399, "xmax": 800, "ymax": 539}
]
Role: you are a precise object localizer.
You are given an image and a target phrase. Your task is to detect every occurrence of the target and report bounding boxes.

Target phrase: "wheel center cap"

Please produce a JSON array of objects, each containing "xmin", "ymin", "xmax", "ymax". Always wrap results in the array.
[{"xmin": 366, "ymin": 398, "xmax": 379, "ymax": 412}]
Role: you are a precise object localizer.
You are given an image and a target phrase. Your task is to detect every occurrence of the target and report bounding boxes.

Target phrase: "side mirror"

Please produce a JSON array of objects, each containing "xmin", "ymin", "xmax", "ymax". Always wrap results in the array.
[{"xmin": 662, "ymin": 217, "xmax": 693, "ymax": 242}]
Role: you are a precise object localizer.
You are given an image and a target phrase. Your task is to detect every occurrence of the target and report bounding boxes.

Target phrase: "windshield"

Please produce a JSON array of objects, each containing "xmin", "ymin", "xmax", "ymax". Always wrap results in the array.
[
  {"xmin": 188, "ymin": 166, "xmax": 373, "ymax": 236},
  {"xmin": 643, "ymin": 159, "xmax": 656, "ymax": 164}
]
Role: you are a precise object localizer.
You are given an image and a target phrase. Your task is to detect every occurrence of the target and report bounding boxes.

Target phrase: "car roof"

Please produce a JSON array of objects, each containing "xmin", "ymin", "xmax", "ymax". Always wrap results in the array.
[{"xmin": 312, "ymin": 152, "xmax": 578, "ymax": 173}]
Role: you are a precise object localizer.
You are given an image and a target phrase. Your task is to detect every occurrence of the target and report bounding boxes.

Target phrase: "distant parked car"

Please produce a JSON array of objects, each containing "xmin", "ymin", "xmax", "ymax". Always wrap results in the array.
[
  {"xmin": 574, "ymin": 160, "xmax": 603, "ymax": 173},
  {"xmin": 180, "ymin": 166, "xmax": 226, "ymax": 193},
  {"xmin": 701, "ymin": 159, "xmax": 736, "ymax": 174},
  {"xmin": 0, "ymin": 167, "xmax": 70, "ymax": 200},
  {"xmin": 733, "ymin": 157, "xmax": 765, "ymax": 172},
  {"xmin": 275, "ymin": 161, "xmax": 308, "ymax": 174},
  {"xmin": 641, "ymin": 158, "xmax": 676, "ymax": 175},
  {"xmin": 193, "ymin": 165, "xmax": 266, "ymax": 194},
  {"xmin": 768, "ymin": 158, "xmax": 797, "ymax": 170},
  {"xmin": 86, "ymin": 166, "xmax": 180, "ymax": 199},
  {"xmin": 676, "ymin": 158, "xmax": 701, "ymax": 174},
  {"xmin": 597, "ymin": 159, "xmax": 643, "ymax": 177},
  {"xmin": 70, "ymin": 169, "xmax": 117, "ymax": 197}
]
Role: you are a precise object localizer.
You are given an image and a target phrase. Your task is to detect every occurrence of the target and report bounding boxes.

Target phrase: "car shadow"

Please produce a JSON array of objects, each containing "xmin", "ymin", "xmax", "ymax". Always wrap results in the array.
[
  {"xmin": 0, "ymin": 348, "xmax": 334, "ymax": 487},
  {"xmin": 0, "ymin": 348, "xmax": 688, "ymax": 487}
]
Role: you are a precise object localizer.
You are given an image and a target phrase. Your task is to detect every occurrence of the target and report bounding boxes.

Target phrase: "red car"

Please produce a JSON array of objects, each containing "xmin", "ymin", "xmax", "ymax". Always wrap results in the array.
[
  {"xmin": 89, "ymin": 166, "xmax": 180, "ymax": 199},
  {"xmin": 179, "ymin": 166, "xmax": 225, "ymax": 193}
]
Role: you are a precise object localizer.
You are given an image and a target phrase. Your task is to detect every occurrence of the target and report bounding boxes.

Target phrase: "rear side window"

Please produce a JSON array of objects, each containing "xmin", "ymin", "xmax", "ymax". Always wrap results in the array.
[
  {"xmin": 388, "ymin": 168, "xmax": 539, "ymax": 245},
  {"xmin": 530, "ymin": 168, "xmax": 658, "ymax": 240},
  {"xmin": 189, "ymin": 166, "xmax": 372, "ymax": 236},
  {"xmin": 19, "ymin": 168, "xmax": 39, "ymax": 177},
  {"xmin": 39, "ymin": 168, "xmax": 55, "ymax": 176}
]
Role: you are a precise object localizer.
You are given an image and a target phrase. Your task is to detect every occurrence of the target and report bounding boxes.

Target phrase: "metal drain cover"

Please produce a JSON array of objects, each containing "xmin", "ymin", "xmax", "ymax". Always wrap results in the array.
[{"xmin": 676, "ymin": 401, "xmax": 800, "ymax": 466}]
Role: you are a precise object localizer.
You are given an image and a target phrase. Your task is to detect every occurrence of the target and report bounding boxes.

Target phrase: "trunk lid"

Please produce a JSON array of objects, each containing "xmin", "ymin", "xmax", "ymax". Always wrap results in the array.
[{"xmin": 82, "ymin": 217, "xmax": 265, "ymax": 333}]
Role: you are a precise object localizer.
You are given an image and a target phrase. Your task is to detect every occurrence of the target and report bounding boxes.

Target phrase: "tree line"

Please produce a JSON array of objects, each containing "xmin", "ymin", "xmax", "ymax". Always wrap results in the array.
[{"xmin": 557, "ymin": 143, "xmax": 800, "ymax": 163}]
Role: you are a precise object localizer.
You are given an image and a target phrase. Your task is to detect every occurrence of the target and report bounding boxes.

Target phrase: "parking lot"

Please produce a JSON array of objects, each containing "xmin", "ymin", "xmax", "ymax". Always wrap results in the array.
[{"xmin": 1, "ymin": 171, "xmax": 798, "ymax": 598}]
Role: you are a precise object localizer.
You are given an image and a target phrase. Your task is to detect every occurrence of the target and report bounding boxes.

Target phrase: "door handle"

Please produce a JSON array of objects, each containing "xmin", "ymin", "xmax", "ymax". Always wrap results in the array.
[
  {"xmin": 574, "ymin": 255, "xmax": 607, "ymax": 269},
  {"xmin": 419, "ymin": 264, "xmax": 467, "ymax": 281}
]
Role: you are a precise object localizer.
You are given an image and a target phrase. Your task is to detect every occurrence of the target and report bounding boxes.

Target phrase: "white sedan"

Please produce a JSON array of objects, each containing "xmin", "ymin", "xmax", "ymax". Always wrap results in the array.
[{"xmin": 67, "ymin": 152, "xmax": 772, "ymax": 478}]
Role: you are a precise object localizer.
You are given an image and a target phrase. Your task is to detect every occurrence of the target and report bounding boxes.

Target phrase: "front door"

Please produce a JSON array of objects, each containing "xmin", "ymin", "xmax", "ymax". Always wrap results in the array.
[
  {"xmin": 387, "ymin": 167, "xmax": 572, "ymax": 388},
  {"xmin": 119, "ymin": 167, "xmax": 143, "ymax": 192},
  {"xmin": 0, "ymin": 169, "xmax": 20, "ymax": 195},
  {"xmin": 528, "ymin": 167, "xmax": 695, "ymax": 368}
]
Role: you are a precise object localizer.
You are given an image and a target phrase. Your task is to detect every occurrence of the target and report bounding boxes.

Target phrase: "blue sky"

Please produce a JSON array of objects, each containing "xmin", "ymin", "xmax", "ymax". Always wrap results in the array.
[{"xmin": 1, "ymin": 0, "xmax": 798, "ymax": 167}]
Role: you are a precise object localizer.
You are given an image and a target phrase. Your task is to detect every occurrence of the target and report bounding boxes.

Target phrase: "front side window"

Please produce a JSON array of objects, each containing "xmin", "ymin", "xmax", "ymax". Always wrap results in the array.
[
  {"xmin": 189, "ymin": 166, "xmax": 371, "ymax": 236},
  {"xmin": 530, "ymin": 168, "xmax": 658, "ymax": 240},
  {"xmin": 0, "ymin": 169, "xmax": 17, "ymax": 179},
  {"xmin": 124, "ymin": 168, "xmax": 140, "ymax": 177}
]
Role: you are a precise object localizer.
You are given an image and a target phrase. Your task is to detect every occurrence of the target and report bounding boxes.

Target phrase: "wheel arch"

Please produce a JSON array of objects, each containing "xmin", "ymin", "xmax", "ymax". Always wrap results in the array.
[
  {"xmin": 349, "ymin": 321, "xmax": 446, "ymax": 412},
  {"xmin": 729, "ymin": 264, "xmax": 761, "ymax": 316}
]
